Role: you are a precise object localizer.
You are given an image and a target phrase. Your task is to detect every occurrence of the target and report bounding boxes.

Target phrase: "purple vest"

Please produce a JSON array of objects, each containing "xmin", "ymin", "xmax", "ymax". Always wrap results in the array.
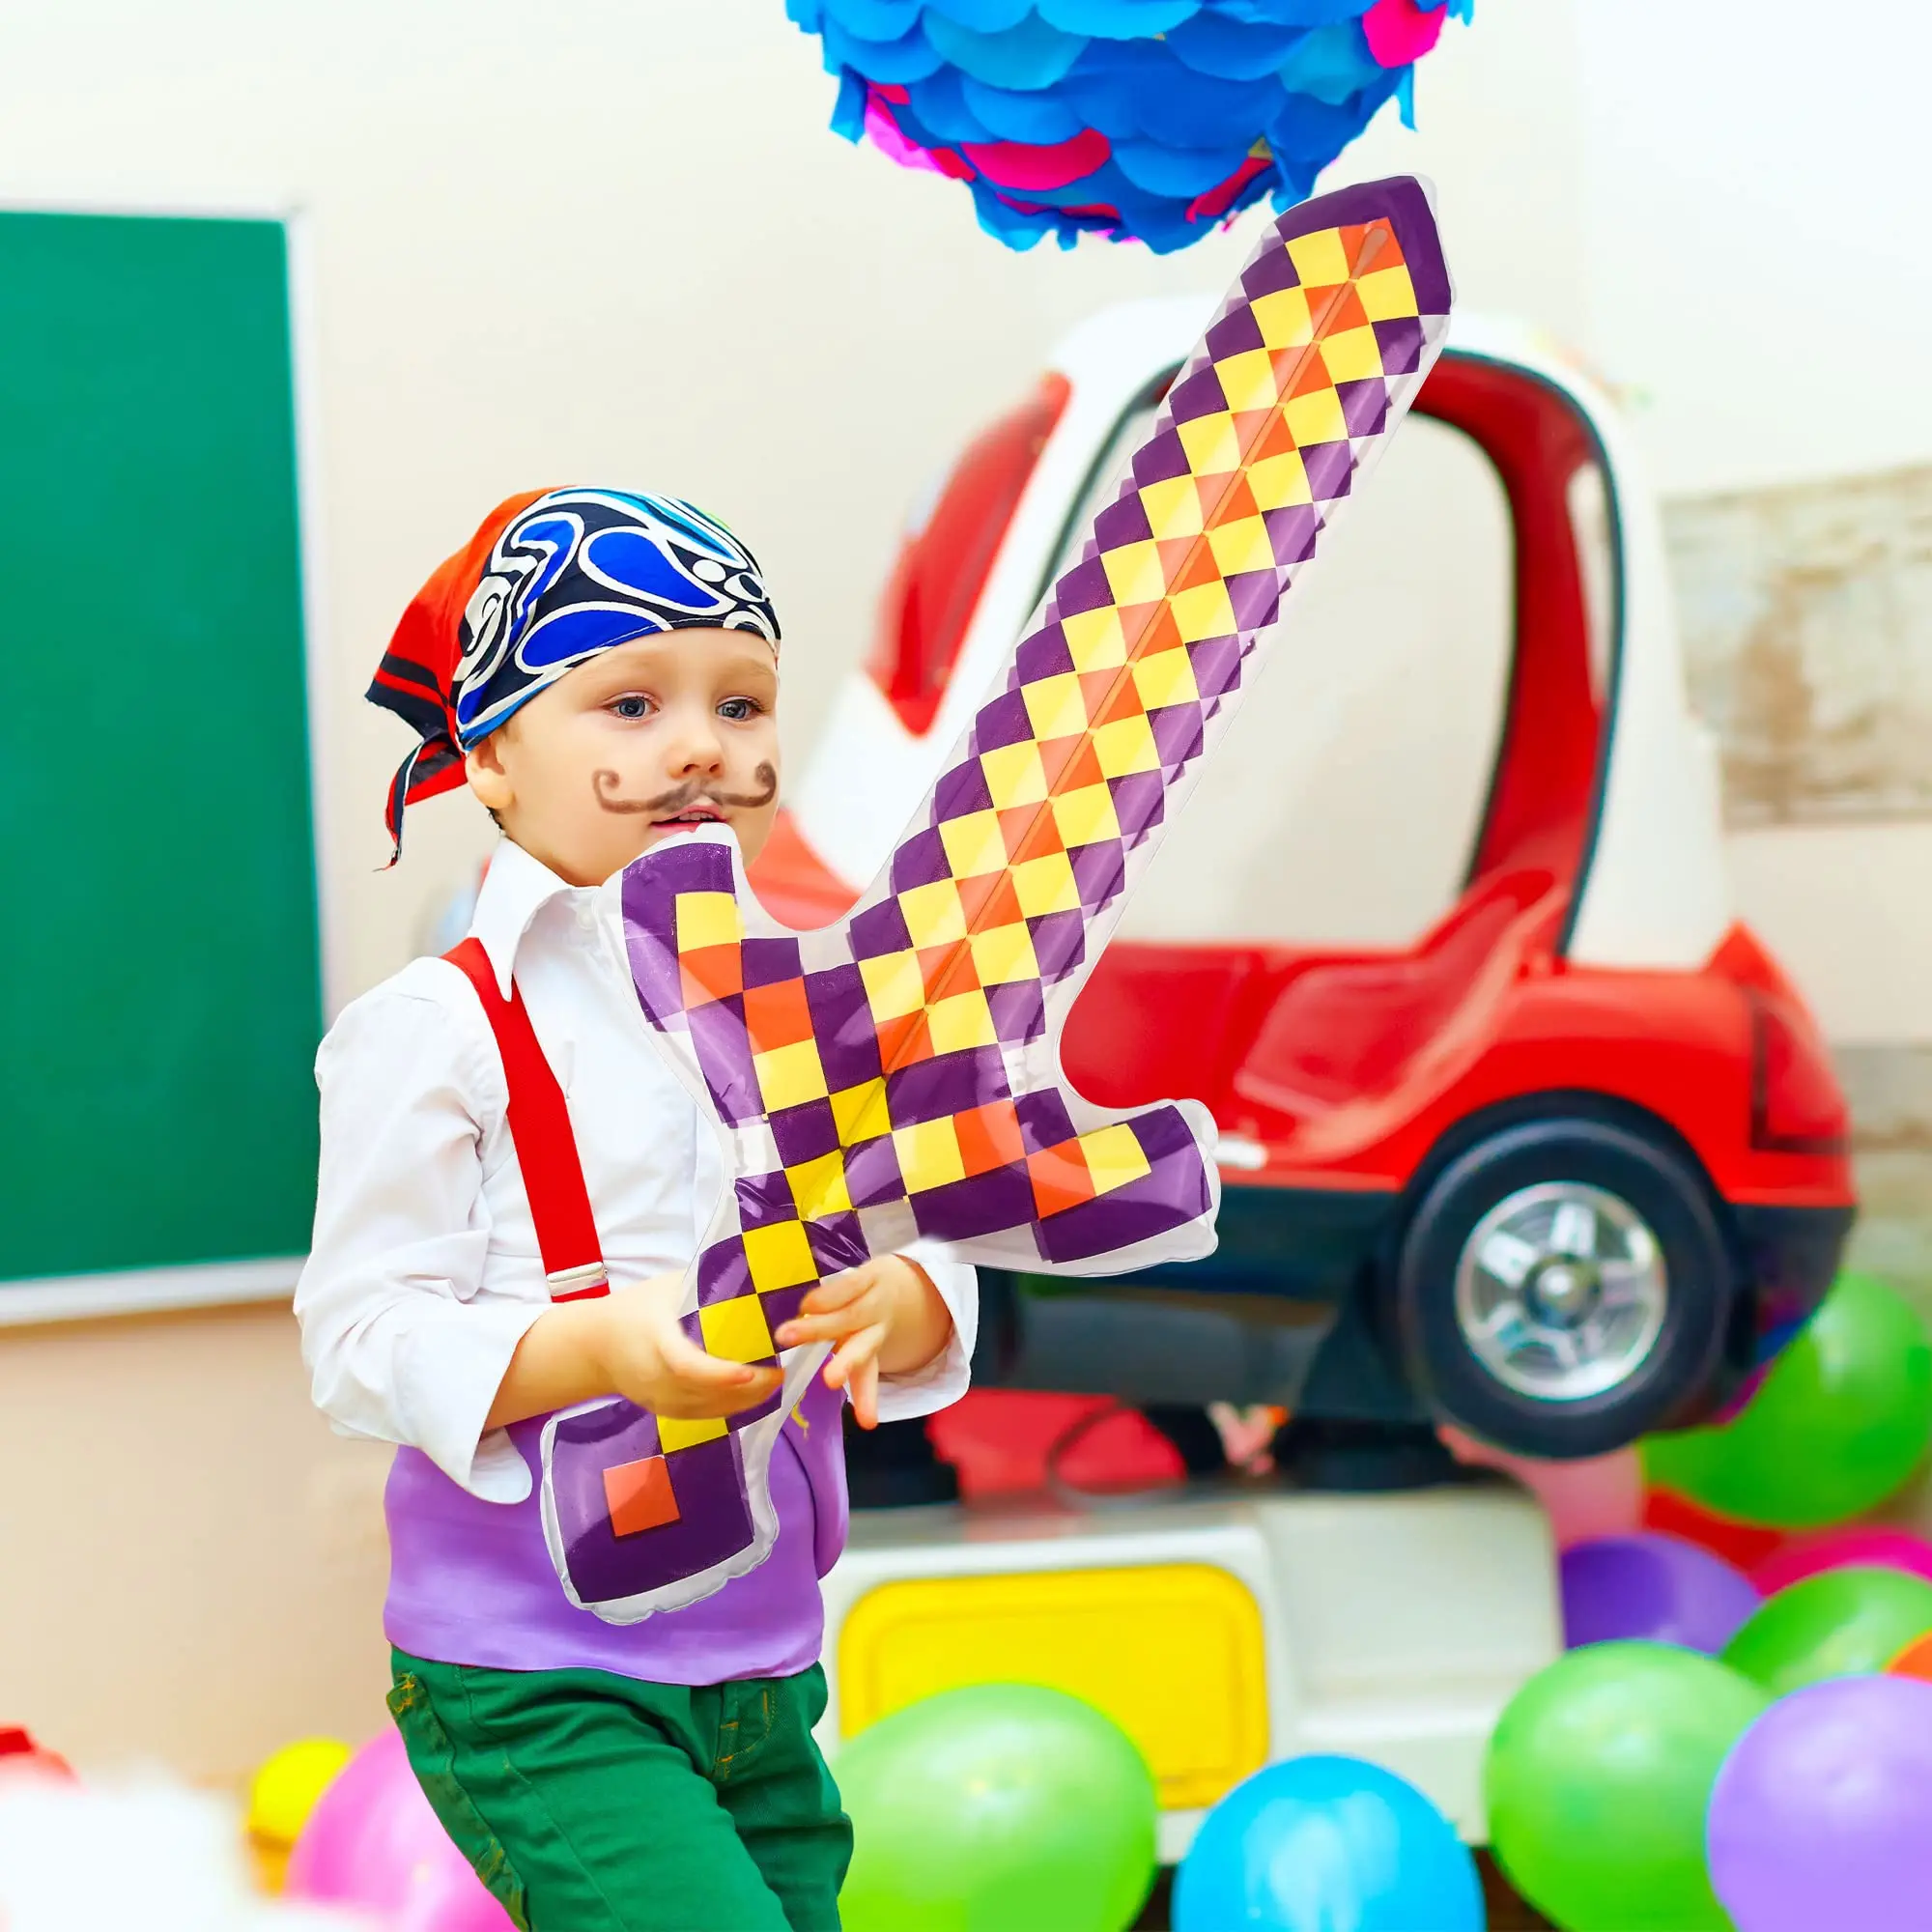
[{"xmin": 383, "ymin": 1368, "xmax": 848, "ymax": 1683}]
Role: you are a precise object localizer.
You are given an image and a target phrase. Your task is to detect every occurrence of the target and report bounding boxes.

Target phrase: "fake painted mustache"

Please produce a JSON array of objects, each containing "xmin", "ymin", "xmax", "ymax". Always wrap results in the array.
[{"xmin": 594, "ymin": 763, "xmax": 778, "ymax": 816}]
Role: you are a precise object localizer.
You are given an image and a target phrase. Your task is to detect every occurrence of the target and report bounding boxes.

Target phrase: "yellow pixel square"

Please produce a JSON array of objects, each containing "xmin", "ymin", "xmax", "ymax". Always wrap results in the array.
[
  {"xmin": 1093, "ymin": 713, "xmax": 1159, "ymax": 780},
  {"xmin": 1284, "ymin": 386, "xmax": 1348, "ymax": 449},
  {"xmin": 788, "ymin": 1150, "xmax": 852, "ymax": 1221},
  {"xmin": 675, "ymin": 892, "xmax": 742, "ymax": 952},
  {"xmin": 1357, "ymin": 263, "xmax": 1418, "ymax": 323},
  {"xmin": 1207, "ymin": 516, "xmax": 1278, "ymax": 577},
  {"xmin": 1248, "ymin": 450, "xmax": 1311, "ymax": 513},
  {"xmin": 1178, "ymin": 412, "xmax": 1240, "ymax": 477},
  {"xmin": 1132, "ymin": 649, "xmax": 1200, "ymax": 713},
  {"xmin": 1081, "ymin": 1122, "xmax": 1152, "ymax": 1195},
  {"xmin": 1287, "ymin": 226, "xmax": 1350, "ymax": 288},
  {"xmin": 700, "ymin": 1293, "xmax": 776, "ymax": 1365},
  {"xmin": 659, "ymin": 1413, "xmax": 728, "ymax": 1452},
  {"xmin": 1170, "ymin": 580, "xmax": 1237, "ymax": 645},
  {"xmin": 1321, "ymin": 325, "xmax": 1384, "ymax": 385},
  {"xmin": 1102, "ymin": 539, "xmax": 1167, "ymax": 608},
  {"xmin": 1139, "ymin": 474, "xmax": 1205, "ymax": 541},
  {"xmin": 901, "ymin": 878, "xmax": 967, "ymax": 948},
  {"xmin": 1022, "ymin": 671, "xmax": 1091, "ymax": 743},
  {"xmin": 1213, "ymin": 347, "xmax": 1282, "ymax": 415},
  {"xmin": 980, "ymin": 740, "xmax": 1048, "ymax": 809},
  {"xmin": 894, "ymin": 1116, "xmax": 966, "ymax": 1193},
  {"xmin": 754, "ymin": 1039, "xmax": 829, "ymax": 1113},
  {"xmin": 939, "ymin": 810, "xmax": 1009, "ymax": 881},
  {"xmin": 743, "ymin": 1220, "xmax": 818, "ymax": 1293},
  {"xmin": 860, "ymin": 949, "xmax": 926, "ymax": 1021},
  {"xmin": 1013, "ymin": 850, "xmax": 1080, "ymax": 918},
  {"xmin": 1051, "ymin": 783, "xmax": 1122, "ymax": 850},
  {"xmin": 831, "ymin": 1078, "xmax": 890, "ymax": 1147},
  {"xmin": 1252, "ymin": 285, "xmax": 1313, "ymax": 351},
  {"xmin": 927, "ymin": 988, "xmax": 998, "ymax": 1055},
  {"xmin": 1063, "ymin": 607, "xmax": 1128, "ymax": 672},
  {"xmin": 969, "ymin": 922, "xmax": 1039, "ymax": 986}
]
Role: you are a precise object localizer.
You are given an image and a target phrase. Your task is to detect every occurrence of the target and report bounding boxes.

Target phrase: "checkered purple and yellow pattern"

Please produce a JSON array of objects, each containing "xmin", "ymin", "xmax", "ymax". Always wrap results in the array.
[{"xmin": 541, "ymin": 175, "xmax": 1453, "ymax": 1622}]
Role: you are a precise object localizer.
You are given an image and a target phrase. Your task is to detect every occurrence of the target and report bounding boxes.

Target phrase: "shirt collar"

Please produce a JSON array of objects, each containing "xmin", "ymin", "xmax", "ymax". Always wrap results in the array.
[{"xmin": 468, "ymin": 838, "xmax": 583, "ymax": 998}]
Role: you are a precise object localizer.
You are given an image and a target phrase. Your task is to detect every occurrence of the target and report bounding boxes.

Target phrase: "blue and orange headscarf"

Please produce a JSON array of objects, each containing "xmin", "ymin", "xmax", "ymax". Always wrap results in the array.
[{"xmin": 370, "ymin": 487, "xmax": 781, "ymax": 861}]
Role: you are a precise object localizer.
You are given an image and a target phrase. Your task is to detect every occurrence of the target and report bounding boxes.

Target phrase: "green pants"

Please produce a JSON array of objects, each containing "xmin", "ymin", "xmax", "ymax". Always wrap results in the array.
[{"xmin": 387, "ymin": 1650, "xmax": 852, "ymax": 1932}]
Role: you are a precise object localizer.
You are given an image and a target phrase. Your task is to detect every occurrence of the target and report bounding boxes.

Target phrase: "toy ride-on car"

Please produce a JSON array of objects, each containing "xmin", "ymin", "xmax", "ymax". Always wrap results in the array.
[{"xmin": 753, "ymin": 297, "xmax": 1856, "ymax": 1467}]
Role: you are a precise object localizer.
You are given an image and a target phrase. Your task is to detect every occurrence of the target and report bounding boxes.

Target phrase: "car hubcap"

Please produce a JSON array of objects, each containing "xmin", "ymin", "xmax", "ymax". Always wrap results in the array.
[{"xmin": 1453, "ymin": 1181, "xmax": 1668, "ymax": 1401}]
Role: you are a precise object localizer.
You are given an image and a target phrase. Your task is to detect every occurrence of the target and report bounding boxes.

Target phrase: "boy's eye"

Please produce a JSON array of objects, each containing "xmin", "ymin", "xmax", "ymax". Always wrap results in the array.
[
  {"xmin": 608, "ymin": 695, "xmax": 653, "ymax": 721},
  {"xmin": 718, "ymin": 696, "xmax": 764, "ymax": 722}
]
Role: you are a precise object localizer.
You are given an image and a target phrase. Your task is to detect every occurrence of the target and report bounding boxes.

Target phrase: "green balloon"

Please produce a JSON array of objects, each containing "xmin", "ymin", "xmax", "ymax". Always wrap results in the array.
[
  {"xmin": 1722, "ymin": 1566, "xmax": 1932, "ymax": 1696},
  {"xmin": 837, "ymin": 1684, "xmax": 1157, "ymax": 1932},
  {"xmin": 1642, "ymin": 1271, "xmax": 1932, "ymax": 1527},
  {"xmin": 1485, "ymin": 1641, "xmax": 1768, "ymax": 1931}
]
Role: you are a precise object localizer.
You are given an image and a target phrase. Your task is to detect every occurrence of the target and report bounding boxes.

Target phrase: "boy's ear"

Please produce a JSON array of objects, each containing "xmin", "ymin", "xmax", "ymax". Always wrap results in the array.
[{"xmin": 465, "ymin": 734, "xmax": 515, "ymax": 813}]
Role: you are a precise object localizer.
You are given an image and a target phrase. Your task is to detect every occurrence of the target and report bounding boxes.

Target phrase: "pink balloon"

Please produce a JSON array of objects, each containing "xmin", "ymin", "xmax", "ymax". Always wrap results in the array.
[
  {"xmin": 1438, "ymin": 1427, "xmax": 1645, "ymax": 1549},
  {"xmin": 285, "ymin": 1728, "xmax": 513, "ymax": 1932},
  {"xmin": 1752, "ymin": 1526, "xmax": 1932, "ymax": 1598}
]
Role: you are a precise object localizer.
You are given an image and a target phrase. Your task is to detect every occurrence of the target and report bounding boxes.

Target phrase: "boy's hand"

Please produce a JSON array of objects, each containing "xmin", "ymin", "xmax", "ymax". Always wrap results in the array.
[
  {"xmin": 773, "ymin": 1256, "xmax": 954, "ymax": 1431},
  {"xmin": 588, "ymin": 1272, "xmax": 782, "ymax": 1419}
]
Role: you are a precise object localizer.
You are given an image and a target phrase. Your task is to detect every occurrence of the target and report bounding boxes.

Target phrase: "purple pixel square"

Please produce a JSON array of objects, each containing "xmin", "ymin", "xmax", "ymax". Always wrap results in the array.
[
  {"xmin": 686, "ymin": 996, "xmax": 758, "ymax": 1123},
  {"xmin": 771, "ymin": 1097, "xmax": 839, "ymax": 1166},
  {"xmin": 847, "ymin": 896, "xmax": 912, "ymax": 960},
  {"xmin": 887, "ymin": 1047, "xmax": 1008, "ymax": 1127},
  {"xmin": 913, "ymin": 1164, "xmax": 1038, "ymax": 1243},
  {"xmin": 934, "ymin": 757, "xmax": 993, "ymax": 820},
  {"xmin": 986, "ymin": 977, "xmax": 1046, "ymax": 1044},
  {"xmin": 1241, "ymin": 239, "xmax": 1303, "ymax": 300},
  {"xmin": 735, "ymin": 1169, "xmax": 798, "ymax": 1232},
  {"xmin": 548, "ymin": 1404, "xmax": 754, "ymax": 1605},
  {"xmin": 698, "ymin": 1236, "xmax": 754, "ymax": 1306},
  {"xmin": 758, "ymin": 1282, "xmax": 813, "ymax": 1332},
  {"xmin": 970, "ymin": 686, "xmax": 1035, "ymax": 754},
  {"xmin": 1015, "ymin": 1087, "xmax": 1076, "ymax": 1153},
  {"xmin": 1264, "ymin": 503, "xmax": 1321, "ymax": 566},
  {"xmin": 1338, "ymin": 377, "xmax": 1389, "ymax": 438},
  {"xmin": 1187, "ymin": 634, "xmax": 1245, "ymax": 703},
  {"xmin": 740, "ymin": 936, "xmax": 803, "ymax": 990},
  {"xmin": 891, "ymin": 827, "xmax": 952, "ymax": 894},
  {"xmin": 1130, "ymin": 426, "xmax": 1191, "ymax": 489},
  {"xmin": 1052, "ymin": 555, "xmax": 1116, "ymax": 619},
  {"xmin": 1092, "ymin": 491, "xmax": 1152, "ymax": 550},
  {"xmin": 1225, "ymin": 569, "xmax": 1282, "ymax": 633},
  {"xmin": 842, "ymin": 1134, "xmax": 905, "ymax": 1208},
  {"xmin": 1206, "ymin": 305, "xmax": 1264, "ymax": 360},
  {"xmin": 1151, "ymin": 702, "xmax": 1206, "ymax": 768},
  {"xmin": 1015, "ymin": 624, "xmax": 1075, "ymax": 684},
  {"xmin": 1028, "ymin": 908, "xmax": 1088, "ymax": 982},
  {"xmin": 1374, "ymin": 314, "xmax": 1425, "ymax": 375},
  {"xmin": 1168, "ymin": 362, "xmax": 1231, "ymax": 425},
  {"xmin": 806, "ymin": 1210, "xmax": 868, "ymax": 1278},
  {"xmin": 805, "ymin": 964, "xmax": 883, "ymax": 1092},
  {"xmin": 1070, "ymin": 839, "xmax": 1126, "ymax": 912},
  {"xmin": 1302, "ymin": 439, "xmax": 1354, "ymax": 502},
  {"xmin": 1110, "ymin": 770, "xmax": 1166, "ymax": 843}
]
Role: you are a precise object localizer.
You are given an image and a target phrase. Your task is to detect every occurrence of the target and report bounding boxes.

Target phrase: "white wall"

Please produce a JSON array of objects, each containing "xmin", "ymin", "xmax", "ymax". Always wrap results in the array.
[{"xmin": 0, "ymin": 0, "xmax": 1578, "ymax": 1012}]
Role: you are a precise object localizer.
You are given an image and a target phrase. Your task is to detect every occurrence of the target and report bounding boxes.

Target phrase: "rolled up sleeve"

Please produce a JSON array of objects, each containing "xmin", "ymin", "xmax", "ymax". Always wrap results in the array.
[
  {"xmin": 874, "ymin": 1238, "xmax": 979, "ymax": 1422},
  {"xmin": 295, "ymin": 980, "xmax": 544, "ymax": 1503}
]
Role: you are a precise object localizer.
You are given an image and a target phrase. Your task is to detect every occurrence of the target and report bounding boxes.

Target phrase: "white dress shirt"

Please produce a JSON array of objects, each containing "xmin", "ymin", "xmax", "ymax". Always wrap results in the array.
[{"xmin": 296, "ymin": 838, "xmax": 977, "ymax": 1506}]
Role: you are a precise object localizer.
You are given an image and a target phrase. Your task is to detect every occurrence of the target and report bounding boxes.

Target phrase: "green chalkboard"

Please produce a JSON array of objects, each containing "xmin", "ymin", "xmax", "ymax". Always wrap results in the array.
[{"xmin": 0, "ymin": 211, "xmax": 321, "ymax": 1285}]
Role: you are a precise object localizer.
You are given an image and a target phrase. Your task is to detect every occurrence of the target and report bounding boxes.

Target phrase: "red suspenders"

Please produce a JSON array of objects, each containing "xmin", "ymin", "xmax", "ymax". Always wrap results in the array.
[{"xmin": 443, "ymin": 937, "xmax": 611, "ymax": 1302}]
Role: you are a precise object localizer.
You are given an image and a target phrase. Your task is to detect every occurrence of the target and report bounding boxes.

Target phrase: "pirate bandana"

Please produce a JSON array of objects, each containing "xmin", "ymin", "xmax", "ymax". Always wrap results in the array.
[{"xmin": 369, "ymin": 487, "xmax": 781, "ymax": 861}]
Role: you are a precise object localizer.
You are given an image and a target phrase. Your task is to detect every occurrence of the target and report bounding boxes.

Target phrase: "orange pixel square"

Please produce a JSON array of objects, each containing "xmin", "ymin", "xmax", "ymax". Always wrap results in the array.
[
  {"xmin": 679, "ymin": 943, "xmax": 743, "ymax": 1007},
  {"xmin": 604, "ymin": 1454, "xmax": 679, "ymax": 1539},
  {"xmin": 1028, "ymin": 1142, "xmax": 1099, "ymax": 1219},
  {"xmin": 956, "ymin": 1099, "xmax": 1026, "ymax": 1178},
  {"xmin": 744, "ymin": 977, "xmax": 813, "ymax": 1054}
]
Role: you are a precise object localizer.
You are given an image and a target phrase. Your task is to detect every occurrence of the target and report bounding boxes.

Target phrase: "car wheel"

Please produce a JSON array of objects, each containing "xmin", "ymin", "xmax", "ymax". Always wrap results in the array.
[{"xmin": 1393, "ymin": 1118, "xmax": 1733, "ymax": 1459}]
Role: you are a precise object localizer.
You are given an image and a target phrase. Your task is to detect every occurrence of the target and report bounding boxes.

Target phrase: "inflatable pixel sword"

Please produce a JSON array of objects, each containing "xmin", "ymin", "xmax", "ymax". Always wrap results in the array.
[{"xmin": 541, "ymin": 175, "xmax": 1454, "ymax": 1621}]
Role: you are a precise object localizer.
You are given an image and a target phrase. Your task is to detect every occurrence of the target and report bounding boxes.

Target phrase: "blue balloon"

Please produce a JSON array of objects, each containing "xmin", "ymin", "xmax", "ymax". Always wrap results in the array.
[{"xmin": 1173, "ymin": 1755, "xmax": 1486, "ymax": 1932}]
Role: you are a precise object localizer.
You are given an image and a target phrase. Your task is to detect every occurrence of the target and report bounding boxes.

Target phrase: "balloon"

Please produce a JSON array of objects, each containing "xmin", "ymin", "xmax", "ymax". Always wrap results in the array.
[
  {"xmin": 837, "ymin": 1685, "xmax": 1156, "ymax": 1932},
  {"xmin": 0, "ymin": 1726, "xmax": 73, "ymax": 1786},
  {"xmin": 1171, "ymin": 1754, "xmax": 1483, "ymax": 1932},
  {"xmin": 1890, "ymin": 1630, "xmax": 1932, "ymax": 1679},
  {"xmin": 1560, "ymin": 1533, "xmax": 1760, "ymax": 1654},
  {"xmin": 1641, "ymin": 1489, "xmax": 1788, "ymax": 1571},
  {"xmin": 1642, "ymin": 1272, "xmax": 1932, "ymax": 1528},
  {"xmin": 1751, "ymin": 1526, "xmax": 1932, "ymax": 1598},
  {"xmin": 1707, "ymin": 1675, "xmax": 1932, "ymax": 1932},
  {"xmin": 1438, "ymin": 1427, "xmax": 1644, "ymax": 1548},
  {"xmin": 1722, "ymin": 1567, "xmax": 1932, "ymax": 1697},
  {"xmin": 247, "ymin": 1736, "xmax": 353, "ymax": 1895},
  {"xmin": 1485, "ymin": 1641, "xmax": 1769, "ymax": 1930},
  {"xmin": 284, "ymin": 1727, "xmax": 513, "ymax": 1932}
]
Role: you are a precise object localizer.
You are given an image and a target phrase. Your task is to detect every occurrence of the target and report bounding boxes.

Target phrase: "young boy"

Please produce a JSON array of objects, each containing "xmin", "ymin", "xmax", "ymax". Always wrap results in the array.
[{"xmin": 297, "ymin": 487, "xmax": 976, "ymax": 1932}]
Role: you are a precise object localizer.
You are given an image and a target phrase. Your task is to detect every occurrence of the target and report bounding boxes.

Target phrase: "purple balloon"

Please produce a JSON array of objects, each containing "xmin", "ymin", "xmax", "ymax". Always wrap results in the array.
[
  {"xmin": 1708, "ymin": 1675, "xmax": 1932, "ymax": 1932},
  {"xmin": 285, "ymin": 1727, "xmax": 513, "ymax": 1932},
  {"xmin": 1560, "ymin": 1531, "xmax": 1761, "ymax": 1654}
]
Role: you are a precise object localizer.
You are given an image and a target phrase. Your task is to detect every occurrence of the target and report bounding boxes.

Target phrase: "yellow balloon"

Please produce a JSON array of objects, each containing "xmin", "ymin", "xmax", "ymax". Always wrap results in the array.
[{"xmin": 247, "ymin": 1737, "xmax": 353, "ymax": 1847}]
